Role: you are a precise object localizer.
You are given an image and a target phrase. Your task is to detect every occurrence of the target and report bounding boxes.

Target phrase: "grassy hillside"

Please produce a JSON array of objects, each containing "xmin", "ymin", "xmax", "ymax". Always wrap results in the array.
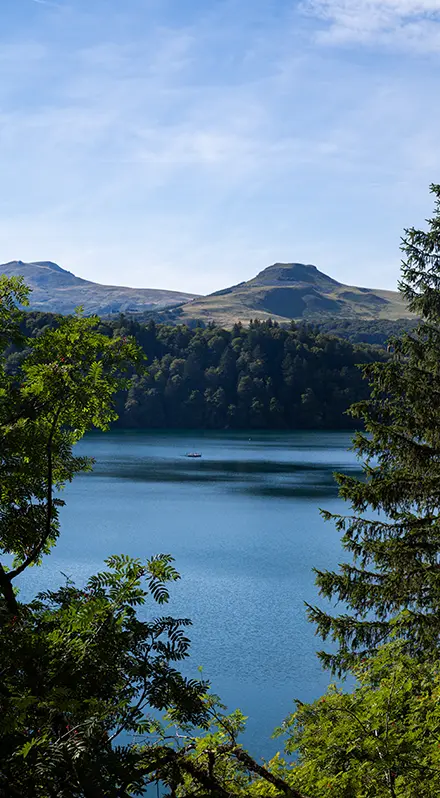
[
  {"xmin": 0, "ymin": 260, "xmax": 199, "ymax": 316},
  {"xmin": 2, "ymin": 259, "xmax": 414, "ymax": 326},
  {"xmin": 162, "ymin": 262, "xmax": 413, "ymax": 327}
]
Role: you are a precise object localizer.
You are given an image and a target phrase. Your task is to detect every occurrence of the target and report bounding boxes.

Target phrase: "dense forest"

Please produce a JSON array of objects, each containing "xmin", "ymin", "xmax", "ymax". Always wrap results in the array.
[
  {"xmin": 6, "ymin": 313, "xmax": 387, "ymax": 430},
  {"xmin": 316, "ymin": 316, "xmax": 418, "ymax": 345}
]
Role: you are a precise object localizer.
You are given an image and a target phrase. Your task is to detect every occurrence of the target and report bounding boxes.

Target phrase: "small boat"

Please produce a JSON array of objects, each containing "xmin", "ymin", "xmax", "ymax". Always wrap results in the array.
[{"xmin": 186, "ymin": 452, "xmax": 202, "ymax": 458}]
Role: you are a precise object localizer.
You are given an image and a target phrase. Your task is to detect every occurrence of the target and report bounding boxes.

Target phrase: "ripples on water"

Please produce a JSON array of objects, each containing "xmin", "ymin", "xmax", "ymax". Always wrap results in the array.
[{"xmin": 18, "ymin": 430, "xmax": 361, "ymax": 757}]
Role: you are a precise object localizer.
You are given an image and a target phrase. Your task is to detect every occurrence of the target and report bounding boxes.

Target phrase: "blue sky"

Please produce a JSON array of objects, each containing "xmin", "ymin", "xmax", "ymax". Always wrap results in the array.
[{"xmin": 1, "ymin": 0, "xmax": 440, "ymax": 294}]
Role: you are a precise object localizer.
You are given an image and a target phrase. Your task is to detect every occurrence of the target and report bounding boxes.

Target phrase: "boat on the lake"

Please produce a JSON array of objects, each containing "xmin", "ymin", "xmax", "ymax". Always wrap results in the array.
[{"xmin": 185, "ymin": 452, "xmax": 202, "ymax": 458}]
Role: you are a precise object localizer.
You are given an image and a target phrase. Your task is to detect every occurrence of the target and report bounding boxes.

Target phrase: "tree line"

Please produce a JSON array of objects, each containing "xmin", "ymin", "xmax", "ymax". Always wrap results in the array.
[
  {"xmin": 316, "ymin": 316, "xmax": 418, "ymax": 346},
  {"xmin": 6, "ymin": 313, "xmax": 387, "ymax": 430}
]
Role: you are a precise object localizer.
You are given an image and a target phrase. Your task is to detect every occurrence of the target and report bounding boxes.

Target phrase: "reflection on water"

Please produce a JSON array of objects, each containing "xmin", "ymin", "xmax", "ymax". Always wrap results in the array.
[
  {"xmin": 90, "ymin": 457, "xmax": 362, "ymax": 497},
  {"xmin": 18, "ymin": 430, "xmax": 359, "ymax": 757},
  {"xmin": 87, "ymin": 430, "xmax": 362, "ymax": 499}
]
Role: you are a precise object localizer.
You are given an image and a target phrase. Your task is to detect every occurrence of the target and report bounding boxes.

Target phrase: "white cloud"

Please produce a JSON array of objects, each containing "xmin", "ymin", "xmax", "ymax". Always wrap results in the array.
[{"xmin": 302, "ymin": 0, "xmax": 440, "ymax": 49}]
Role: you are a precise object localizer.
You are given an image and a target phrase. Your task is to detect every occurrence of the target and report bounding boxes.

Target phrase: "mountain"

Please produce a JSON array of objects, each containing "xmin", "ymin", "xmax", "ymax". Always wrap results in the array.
[
  {"xmin": 1, "ymin": 259, "xmax": 414, "ymax": 326},
  {"xmin": 0, "ymin": 261, "xmax": 199, "ymax": 315},
  {"xmin": 160, "ymin": 262, "xmax": 414, "ymax": 327}
]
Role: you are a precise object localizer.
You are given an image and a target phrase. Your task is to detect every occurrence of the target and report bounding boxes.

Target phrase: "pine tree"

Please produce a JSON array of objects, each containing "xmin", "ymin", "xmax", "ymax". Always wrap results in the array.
[{"xmin": 308, "ymin": 184, "xmax": 440, "ymax": 672}]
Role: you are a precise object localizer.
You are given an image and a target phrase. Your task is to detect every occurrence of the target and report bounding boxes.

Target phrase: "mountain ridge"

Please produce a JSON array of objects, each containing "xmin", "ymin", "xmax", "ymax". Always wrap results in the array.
[
  {"xmin": 162, "ymin": 261, "xmax": 414, "ymax": 326},
  {"xmin": 1, "ymin": 259, "xmax": 415, "ymax": 324},
  {"xmin": 0, "ymin": 260, "xmax": 199, "ymax": 316}
]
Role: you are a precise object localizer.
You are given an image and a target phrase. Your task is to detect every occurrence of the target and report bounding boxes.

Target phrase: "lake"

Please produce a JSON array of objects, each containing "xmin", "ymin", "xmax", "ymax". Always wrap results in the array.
[{"xmin": 17, "ymin": 429, "xmax": 360, "ymax": 758}]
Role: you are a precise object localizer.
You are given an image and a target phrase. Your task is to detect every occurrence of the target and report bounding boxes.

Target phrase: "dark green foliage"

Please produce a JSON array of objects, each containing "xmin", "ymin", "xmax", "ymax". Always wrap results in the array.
[
  {"xmin": 6, "ymin": 313, "xmax": 387, "ymax": 430},
  {"xmin": 316, "ymin": 318, "xmax": 418, "ymax": 346},
  {"xmin": 308, "ymin": 184, "xmax": 440, "ymax": 672},
  {"xmin": 0, "ymin": 275, "xmax": 30, "ymax": 349},
  {"xmin": 279, "ymin": 644, "xmax": 440, "ymax": 798},
  {"xmin": 0, "ymin": 279, "xmax": 212, "ymax": 796},
  {"xmin": 0, "ymin": 555, "xmax": 209, "ymax": 797},
  {"xmin": 176, "ymin": 644, "xmax": 440, "ymax": 797},
  {"xmin": 83, "ymin": 319, "xmax": 387, "ymax": 430}
]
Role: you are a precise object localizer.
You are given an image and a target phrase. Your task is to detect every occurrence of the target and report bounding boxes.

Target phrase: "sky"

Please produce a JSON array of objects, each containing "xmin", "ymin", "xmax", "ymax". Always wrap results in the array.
[{"xmin": 1, "ymin": 0, "xmax": 440, "ymax": 294}]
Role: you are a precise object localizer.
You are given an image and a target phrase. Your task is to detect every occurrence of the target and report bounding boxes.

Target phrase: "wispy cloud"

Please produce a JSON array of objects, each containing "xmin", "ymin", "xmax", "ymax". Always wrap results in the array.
[
  {"xmin": 31, "ymin": 0, "xmax": 63, "ymax": 8},
  {"xmin": 302, "ymin": 0, "xmax": 440, "ymax": 50},
  {"xmin": 0, "ymin": 1, "xmax": 439, "ymax": 293}
]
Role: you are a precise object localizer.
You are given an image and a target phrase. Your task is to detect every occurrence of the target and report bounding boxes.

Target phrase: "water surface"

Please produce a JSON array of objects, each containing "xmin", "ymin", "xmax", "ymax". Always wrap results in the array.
[{"xmin": 18, "ymin": 430, "xmax": 360, "ymax": 756}]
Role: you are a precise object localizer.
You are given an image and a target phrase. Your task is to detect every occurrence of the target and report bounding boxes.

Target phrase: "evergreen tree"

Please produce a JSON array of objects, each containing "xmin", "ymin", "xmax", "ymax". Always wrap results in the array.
[
  {"xmin": 6, "ymin": 309, "xmax": 384, "ymax": 432},
  {"xmin": 308, "ymin": 184, "xmax": 440, "ymax": 672}
]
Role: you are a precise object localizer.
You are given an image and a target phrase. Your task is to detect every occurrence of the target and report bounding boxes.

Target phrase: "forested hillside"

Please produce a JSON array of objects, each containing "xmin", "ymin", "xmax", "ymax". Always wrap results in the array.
[
  {"xmin": 7, "ymin": 312, "xmax": 386, "ymax": 430},
  {"xmin": 317, "ymin": 317, "xmax": 418, "ymax": 345}
]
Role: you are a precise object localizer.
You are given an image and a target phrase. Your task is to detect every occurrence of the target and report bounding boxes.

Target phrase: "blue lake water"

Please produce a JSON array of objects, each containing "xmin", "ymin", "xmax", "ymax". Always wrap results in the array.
[{"xmin": 17, "ymin": 429, "xmax": 360, "ymax": 758}]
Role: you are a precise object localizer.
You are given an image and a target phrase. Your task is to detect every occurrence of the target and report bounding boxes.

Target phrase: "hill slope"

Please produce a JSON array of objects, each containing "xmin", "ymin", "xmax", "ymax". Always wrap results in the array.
[
  {"xmin": 164, "ymin": 262, "xmax": 413, "ymax": 327},
  {"xmin": 2, "ymin": 259, "xmax": 414, "ymax": 325},
  {"xmin": 0, "ymin": 260, "xmax": 199, "ymax": 316}
]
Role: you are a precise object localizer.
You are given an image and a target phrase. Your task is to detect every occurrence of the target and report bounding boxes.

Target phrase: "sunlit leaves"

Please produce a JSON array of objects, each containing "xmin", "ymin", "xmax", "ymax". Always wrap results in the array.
[
  {"xmin": 278, "ymin": 645, "xmax": 440, "ymax": 798},
  {"xmin": 0, "ymin": 304, "xmax": 144, "ymax": 572}
]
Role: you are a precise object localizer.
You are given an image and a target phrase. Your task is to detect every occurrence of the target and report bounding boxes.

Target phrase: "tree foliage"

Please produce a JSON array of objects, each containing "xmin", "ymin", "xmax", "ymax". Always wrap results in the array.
[
  {"xmin": 172, "ymin": 644, "xmax": 440, "ymax": 798},
  {"xmin": 0, "ymin": 293, "xmax": 143, "ymax": 614},
  {"xmin": 1, "ymin": 555, "xmax": 210, "ymax": 796},
  {"xmin": 0, "ymin": 281, "xmax": 212, "ymax": 795},
  {"xmin": 307, "ymin": 184, "xmax": 440, "ymax": 672},
  {"xmin": 281, "ymin": 644, "xmax": 440, "ymax": 798},
  {"xmin": 7, "ymin": 313, "xmax": 386, "ymax": 430},
  {"xmin": 316, "ymin": 318, "xmax": 418, "ymax": 347}
]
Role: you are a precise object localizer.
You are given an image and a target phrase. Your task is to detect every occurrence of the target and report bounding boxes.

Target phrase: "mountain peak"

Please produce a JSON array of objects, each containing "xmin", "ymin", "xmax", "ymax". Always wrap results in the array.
[
  {"xmin": 3, "ymin": 260, "xmax": 68, "ymax": 274},
  {"xmin": 169, "ymin": 260, "xmax": 412, "ymax": 326},
  {"xmin": 33, "ymin": 261, "xmax": 71, "ymax": 274},
  {"xmin": 252, "ymin": 262, "xmax": 341, "ymax": 287}
]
